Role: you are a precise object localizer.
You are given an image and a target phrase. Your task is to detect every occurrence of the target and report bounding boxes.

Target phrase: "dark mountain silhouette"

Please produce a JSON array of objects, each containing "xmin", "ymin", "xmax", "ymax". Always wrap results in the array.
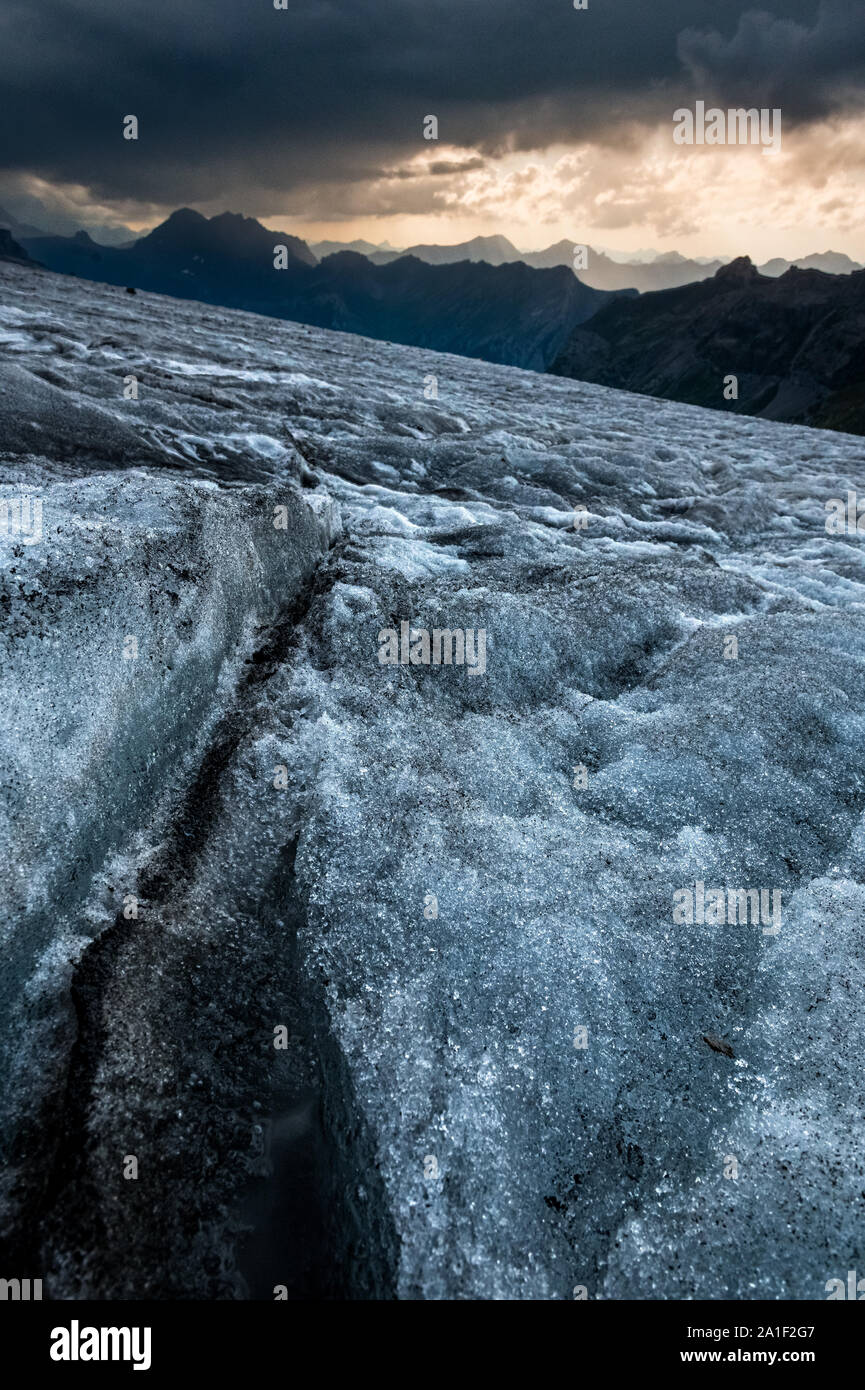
[
  {"xmin": 20, "ymin": 210, "xmax": 618, "ymax": 370},
  {"xmin": 0, "ymin": 229, "xmax": 38, "ymax": 265},
  {"xmin": 550, "ymin": 257, "xmax": 865, "ymax": 435},
  {"xmin": 298, "ymin": 251, "xmax": 614, "ymax": 368},
  {"xmin": 135, "ymin": 208, "xmax": 317, "ymax": 265},
  {"xmin": 23, "ymin": 208, "xmax": 317, "ymax": 294},
  {"xmin": 310, "ymin": 237, "xmax": 863, "ymax": 294},
  {"xmin": 321, "ymin": 234, "xmax": 720, "ymax": 288}
]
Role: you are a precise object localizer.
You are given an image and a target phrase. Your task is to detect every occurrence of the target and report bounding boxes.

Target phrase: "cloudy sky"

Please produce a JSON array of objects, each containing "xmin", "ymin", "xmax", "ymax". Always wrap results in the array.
[{"xmin": 0, "ymin": 0, "xmax": 863, "ymax": 259}]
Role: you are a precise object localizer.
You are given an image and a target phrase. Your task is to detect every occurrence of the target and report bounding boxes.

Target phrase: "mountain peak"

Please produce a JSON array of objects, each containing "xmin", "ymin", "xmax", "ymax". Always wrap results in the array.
[
  {"xmin": 165, "ymin": 207, "xmax": 207, "ymax": 227},
  {"xmin": 138, "ymin": 207, "xmax": 210, "ymax": 249},
  {"xmin": 714, "ymin": 255, "xmax": 760, "ymax": 282},
  {"xmin": 209, "ymin": 211, "xmax": 256, "ymax": 229},
  {"xmin": 132, "ymin": 206, "xmax": 316, "ymax": 266},
  {"xmin": 474, "ymin": 234, "xmax": 519, "ymax": 251}
]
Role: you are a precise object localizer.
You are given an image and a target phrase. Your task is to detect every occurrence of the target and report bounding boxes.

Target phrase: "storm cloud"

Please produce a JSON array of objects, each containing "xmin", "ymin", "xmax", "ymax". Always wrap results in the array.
[{"xmin": 0, "ymin": 0, "xmax": 860, "ymax": 219}]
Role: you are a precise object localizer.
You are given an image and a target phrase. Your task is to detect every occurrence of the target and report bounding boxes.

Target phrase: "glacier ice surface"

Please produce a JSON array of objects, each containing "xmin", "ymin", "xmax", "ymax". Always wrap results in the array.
[{"xmin": 1, "ymin": 261, "xmax": 865, "ymax": 1299}]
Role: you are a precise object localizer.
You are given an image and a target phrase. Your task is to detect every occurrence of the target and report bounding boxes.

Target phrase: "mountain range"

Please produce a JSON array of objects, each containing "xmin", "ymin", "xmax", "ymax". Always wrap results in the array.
[
  {"xmin": 550, "ymin": 256, "xmax": 865, "ymax": 435},
  {"xmin": 14, "ymin": 208, "xmax": 616, "ymax": 370},
  {"xmin": 0, "ymin": 202, "xmax": 134, "ymax": 247},
  {"xmin": 6, "ymin": 196, "xmax": 856, "ymax": 295},
  {"xmin": 310, "ymin": 233, "xmax": 862, "ymax": 293},
  {"xmin": 4, "ymin": 205, "xmax": 864, "ymax": 432}
]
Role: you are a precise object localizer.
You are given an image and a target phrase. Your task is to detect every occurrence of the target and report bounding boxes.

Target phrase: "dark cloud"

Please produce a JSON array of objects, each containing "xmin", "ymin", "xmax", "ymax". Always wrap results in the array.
[
  {"xmin": 428, "ymin": 158, "xmax": 487, "ymax": 176},
  {"xmin": 0, "ymin": 0, "xmax": 856, "ymax": 216},
  {"xmin": 678, "ymin": 2, "xmax": 865, "ymax": 119}
]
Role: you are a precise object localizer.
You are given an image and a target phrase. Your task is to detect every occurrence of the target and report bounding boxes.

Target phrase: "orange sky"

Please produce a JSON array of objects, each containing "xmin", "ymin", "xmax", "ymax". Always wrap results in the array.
[
  {"xmin": 264, "ymin": 117, "xmax": 865, "ymax": 260},
  {"xmin": 8, "ymin": 114, "xmax": 865, "ymax": 263}
]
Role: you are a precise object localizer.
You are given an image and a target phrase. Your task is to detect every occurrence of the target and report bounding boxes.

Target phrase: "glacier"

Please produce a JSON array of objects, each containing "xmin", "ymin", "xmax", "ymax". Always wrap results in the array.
[{"xmin": 1, "ymin": 258, "xmax": 864, "ymax": 1299}]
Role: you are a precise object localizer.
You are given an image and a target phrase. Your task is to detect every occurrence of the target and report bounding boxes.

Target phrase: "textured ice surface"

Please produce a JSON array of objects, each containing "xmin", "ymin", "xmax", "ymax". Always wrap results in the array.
[
  {"xmin": 1, "ymin": 260, "xmax": 865, "ymax": 1299},
  {"xmin": 0, "ymin": 471, "xmax": 336, "ymax": 1102}
]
